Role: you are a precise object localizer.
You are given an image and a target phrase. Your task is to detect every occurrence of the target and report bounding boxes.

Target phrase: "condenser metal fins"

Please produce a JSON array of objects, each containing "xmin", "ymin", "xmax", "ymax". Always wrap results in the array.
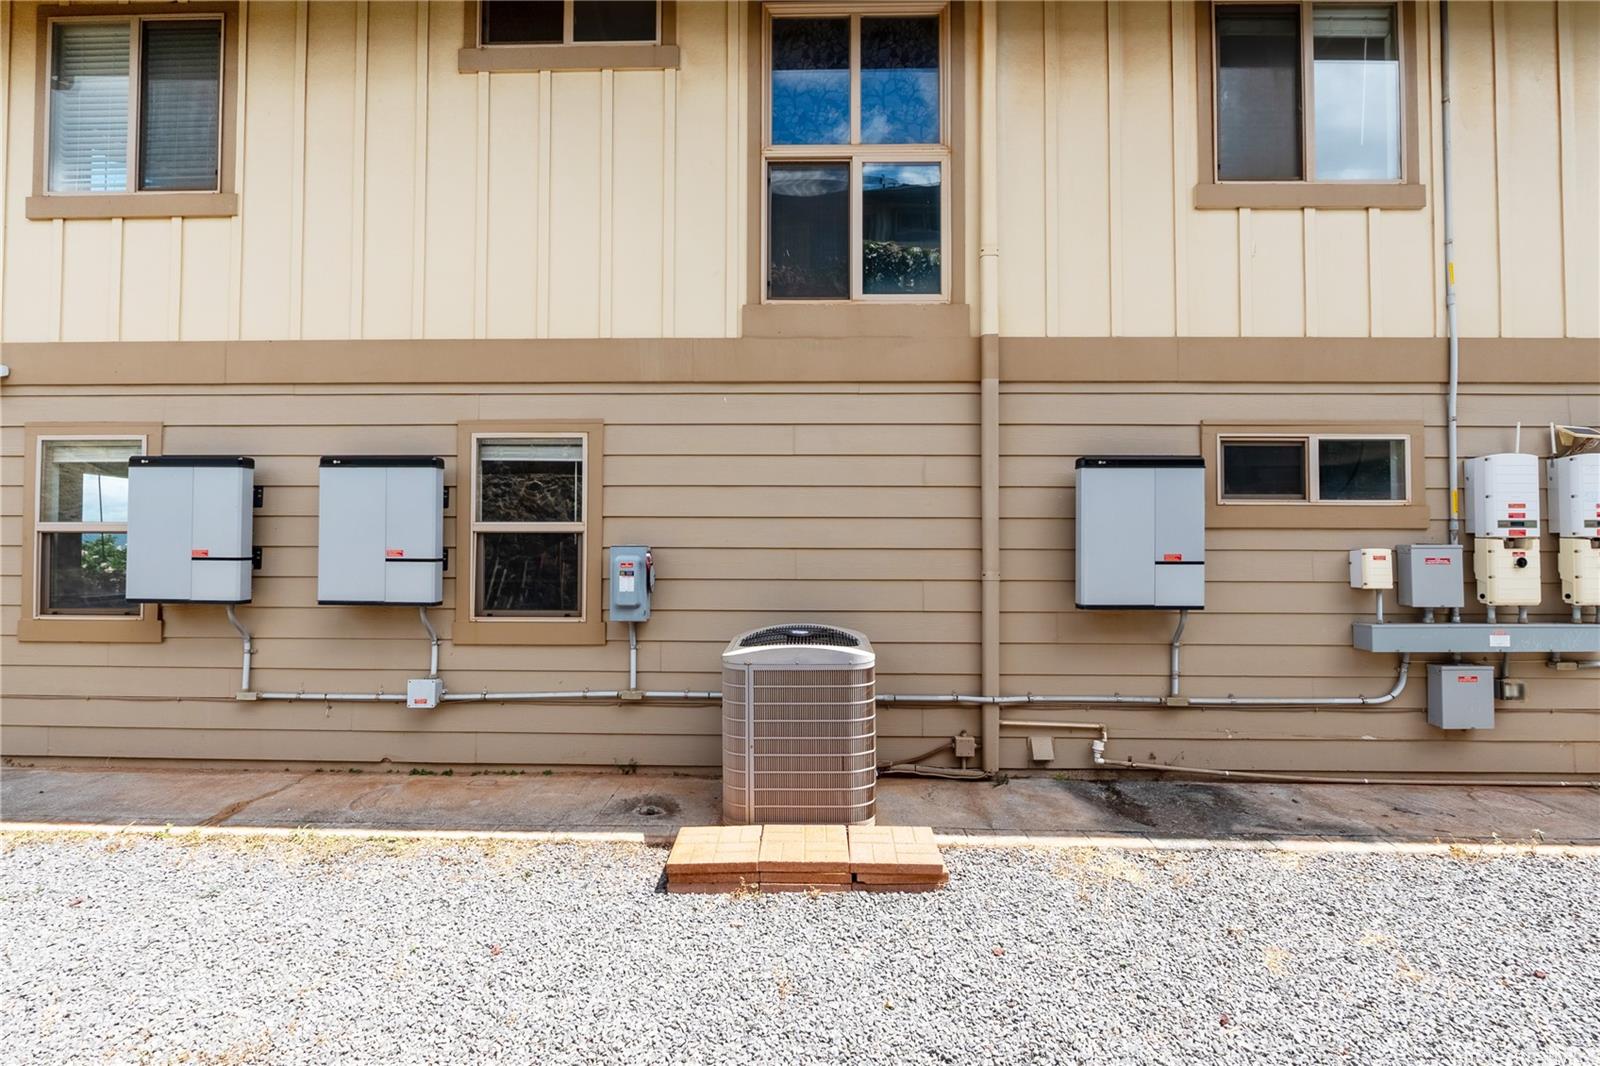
[{"xmin": 721, "ymin": 624, "xmax": 876, "ymax": 826}]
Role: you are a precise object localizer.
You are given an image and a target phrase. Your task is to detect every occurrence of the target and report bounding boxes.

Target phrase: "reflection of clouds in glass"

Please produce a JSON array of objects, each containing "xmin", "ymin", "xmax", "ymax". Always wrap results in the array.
[
  {"xmin": 1314, "ymin": 63, "xmax": 1399, "ymax": 180},
  {"xmin": 863, "ymin": 163, "xmax": 940, "ymax": 190},
  {"xmin": 81, "ymin": 474, "xmax": 130, "ymax": 522},
  {"xmin": 770, "ymin": 167, "xmax": 850, "ymax": 197},
  {"xmin": 772, "ymin": 70, "xmax": 849, "ymax": 145},
  {"xmin": 860, "ymin": 70, "xmax": 939, "ymax": 144}
]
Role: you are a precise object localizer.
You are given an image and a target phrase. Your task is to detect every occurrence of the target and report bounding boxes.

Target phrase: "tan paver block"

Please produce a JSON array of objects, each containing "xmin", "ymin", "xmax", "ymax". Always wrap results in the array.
[
  {"xmin": 853, "ymin": 881, "xmax": 945, "ymax": 893},
  {"xmin": 760, "ymin": 871, "xmax": 852, "ymax": 885},
  {"xmin": 668, "ymin": 871, "xmax": 758, "ymax": 885},
  {"xmin": 758, "ymin": 824, "xmax": 850, "ymax": 874},
  {"xmin": 666, "ymin": 881, "xmax": 746, "ymax": 895},
  {"xmin": 847, "ymin": 824, "xmax": 945, "ymax": 876},
  {"xmin": 666, "ymin": 825, "xmax": 762, "ymax": 876},
  {"xmin": 758, "ymin": 882, "xmax": 852, "ymax": 894},
  {"xmin": 854, "ymin": 872, "xmax": 950, "ymax": 886}
]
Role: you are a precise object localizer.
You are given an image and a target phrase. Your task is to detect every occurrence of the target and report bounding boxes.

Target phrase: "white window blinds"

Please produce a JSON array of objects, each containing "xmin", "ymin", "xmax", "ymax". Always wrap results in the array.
[
  {"xmin": 139, "ymin": 20, "xmax": 222, "ymax": 191},
  {"xmin": 48, "ymin": 22, "xmax": 131, "ymax": 192}
]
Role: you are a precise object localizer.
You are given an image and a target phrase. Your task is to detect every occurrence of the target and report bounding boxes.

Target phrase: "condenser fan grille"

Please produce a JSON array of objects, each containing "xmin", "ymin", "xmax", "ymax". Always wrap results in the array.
[{"xmin": 737, "ymin": 625, "xmax": 861, "ymax": 649}]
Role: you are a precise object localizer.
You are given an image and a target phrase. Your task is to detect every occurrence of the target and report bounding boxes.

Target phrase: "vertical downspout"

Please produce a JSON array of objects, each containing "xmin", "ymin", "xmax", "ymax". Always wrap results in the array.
[
  {"xmin": 1441, "ymin": 0, "xmax": 1462, "ymax": 557},
  {"xmin": 978, "ymin": 0, "xmax": 1002, "ymax": 774}
]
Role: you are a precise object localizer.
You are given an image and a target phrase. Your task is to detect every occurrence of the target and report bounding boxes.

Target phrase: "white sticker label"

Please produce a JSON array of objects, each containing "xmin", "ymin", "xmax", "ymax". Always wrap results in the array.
[
  {"xmin": 618, "ymin": 575, "xmax": 636, "ymax": 593},
  {"xmin": 1488, "ymin": 631, "xmax": 1511, "ymax": 648}
]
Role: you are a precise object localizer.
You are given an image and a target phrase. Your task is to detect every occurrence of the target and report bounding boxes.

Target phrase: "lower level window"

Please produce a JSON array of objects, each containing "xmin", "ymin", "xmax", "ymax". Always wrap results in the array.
[
  {"xmin": 36, "ymin": 438, "xmax": 143, "ymax": 614},
  {"xmin": 1220, "ymin": 434, "xmax": 1408, "ymax": 503},
  {"xmin": 470, "ymin": 434, "xmax": 589, "ymax": 618}
]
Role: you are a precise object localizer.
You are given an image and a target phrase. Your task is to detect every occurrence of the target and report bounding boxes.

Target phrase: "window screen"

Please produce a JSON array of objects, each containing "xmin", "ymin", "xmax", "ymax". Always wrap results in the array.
[
  {"xmin": 573, "ymin": 1, "xmax": 656, "ymax": 42},
  {"xmin": 768, "ymin": 163, "xmax": 849, "ymax": 299},
  {"xmin": 1215, "ymin": 6, "xmax": 1302, "ymax": 180},
  {"xmin": 139, "ymin": 20, "xmax": 222, "ymax": 191},
  {"xmin": 482, "ymin": 1, "xmax": 563, "ymax": 44},
  {"xmin": 1221, "ymin": 440, "xmax": 1307, "ymax": 498}
]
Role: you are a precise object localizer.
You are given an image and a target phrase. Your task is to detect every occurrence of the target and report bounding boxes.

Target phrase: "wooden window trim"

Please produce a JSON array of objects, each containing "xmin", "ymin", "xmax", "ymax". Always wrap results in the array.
[
  {"xmin": 756, "ymin": 2, "xmax": 956, "ymax": 306},
  {"xmin": 27, "ymin": 2, "xmax": 239, "ymax": 221},
  {"xmin": 452, "ymin": 420, "xmax": 605, "ymax": 647},
  {"xmin": 459, "ymin": 1, "xmax": 679, "ymax": 72},
  {"xmin": 19, "ymin": 423, "xmax": 165, "ymax": 643},
  {"xmin": 1193, "ymin": 0, "xmax": 1425, "ymax": 210},
  {"xmin": 1202, "ymin": 420, "xmax": 1429, "ymax": 529}
]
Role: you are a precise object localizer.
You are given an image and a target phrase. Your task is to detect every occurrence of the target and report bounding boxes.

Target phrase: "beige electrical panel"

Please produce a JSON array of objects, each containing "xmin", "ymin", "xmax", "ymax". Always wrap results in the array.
[
  {"xmin": 1558, "ymin": 539, "xmax": 1600, "ymax": 607},
  {"xmin": 1473, "ymin": 539, "xmax": 1541, "ymax": 607}
]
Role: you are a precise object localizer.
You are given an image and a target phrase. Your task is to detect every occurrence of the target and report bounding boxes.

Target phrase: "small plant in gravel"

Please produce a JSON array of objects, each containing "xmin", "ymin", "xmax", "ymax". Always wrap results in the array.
[
  {"xmin": 991, "ymin": 773, "xmax": 1010, "ymax": 788},
  {"xmin": 616, "ymin": 759, "xmax": 640, "ymax": 776}
]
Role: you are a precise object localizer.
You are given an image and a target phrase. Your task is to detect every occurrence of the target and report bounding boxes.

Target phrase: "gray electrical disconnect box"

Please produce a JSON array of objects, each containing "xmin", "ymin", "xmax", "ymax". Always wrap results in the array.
[
  {"xmin": 608, "ymin": 545, "xmax": 653, "ymax": 622},
  {"xmin": 1394, "ymin": 543, "xmax": 1466, "ymax": 609},
  {"xmin": 126, "ymin": 456, "xmax": 255, "ymax": 604},
  {"xmin": 317, "ymin": 456, "xmax": 445, "ymax": 606},
  {"xmin": 1075, "ymin": 456, "xmax": 1205, "ymax": 610},
  {"xmin": 1427, "ymin": 664, "xmax": 1494, "ymax": 729}
]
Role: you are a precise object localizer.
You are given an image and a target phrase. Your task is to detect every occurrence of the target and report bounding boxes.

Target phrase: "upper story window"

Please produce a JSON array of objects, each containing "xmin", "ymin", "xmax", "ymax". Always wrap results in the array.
[
  {"xmin": 47, "ymin": 15, "xmax": 223, "ymax": 194},
  {"xmin": 481, "ymin": 0, "xmax": 659, "ymax": 45},
  {"xmin": 1214, "ymin": 3, "xmax": 1401, "ymax": 182},
  {"xmin": 763, "ymin": 6, "xmax": 949, "ymax": 302}
]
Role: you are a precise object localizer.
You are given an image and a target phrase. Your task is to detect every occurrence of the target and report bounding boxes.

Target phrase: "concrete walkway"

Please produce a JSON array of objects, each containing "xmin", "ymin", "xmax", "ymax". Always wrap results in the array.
[{"xmin": 2, "ymin": 765, "xmax": 1595, "ymax": 846}]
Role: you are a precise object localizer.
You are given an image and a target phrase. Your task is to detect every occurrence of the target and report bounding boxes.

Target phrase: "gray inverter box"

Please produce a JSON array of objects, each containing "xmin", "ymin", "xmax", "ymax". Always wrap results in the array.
[
  {"xmin": 125, "ymin": 456, "xmax": 255, "ymax": 604},
  {"xmin": 318, "ymin": 456, "xmax": 445, "ymax": 606},
  {"xmin": 1075, "ymin": 456, "xmax": 1205, "ymax": 610},
  {"xmin": 1427, "ymin": 664, "xmax": 1494, "ymax": 729}
]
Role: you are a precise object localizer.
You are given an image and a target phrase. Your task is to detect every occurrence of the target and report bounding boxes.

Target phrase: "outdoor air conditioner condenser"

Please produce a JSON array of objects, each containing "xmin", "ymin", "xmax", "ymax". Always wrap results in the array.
[{"xmin": 721, "ymin": 624, "xmax": 876, "ymax": 826}]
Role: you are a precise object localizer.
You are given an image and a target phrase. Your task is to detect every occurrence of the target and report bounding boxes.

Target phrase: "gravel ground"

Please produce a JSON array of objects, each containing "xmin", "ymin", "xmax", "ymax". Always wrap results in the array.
[{"xmin": 2, "ymin": 833, "xmax": 1597, "ymax": 1066}]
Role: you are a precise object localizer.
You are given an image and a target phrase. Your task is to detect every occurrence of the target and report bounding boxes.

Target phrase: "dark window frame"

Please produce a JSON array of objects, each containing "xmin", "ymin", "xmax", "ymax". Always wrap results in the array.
[{"xmin": 479, "ymin": 0, "xmax": 661, "ymax": 46}]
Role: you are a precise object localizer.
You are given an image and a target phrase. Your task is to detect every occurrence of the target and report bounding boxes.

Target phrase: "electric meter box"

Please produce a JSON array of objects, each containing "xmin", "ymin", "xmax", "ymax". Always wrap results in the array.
[
  {"xmin": 1473, "ymin": 538, "xmax": 1542, "ymax": 606},
  {"xmin": 1075, "ymin": 456, "xmax": 1205, "ymax": 610},
  {"xmin": 1547, "ymin": 453, "xmax": 1600, "ymax": 538},
  {"xmin": 126, "ymin": 456, "xmax": 256, "ymax": 604},
  {"xmin": 1464, "ymin": 453, "xmax": 1541, "ymax": 538},
  {"xmin": 1427, "ymin": 664, "xmax": 1494, "ymax": 730},
  {"xmin": 608, "ymin": 545, "xmax": 654, "ymax": 623},
  {"xmin": 317, "ymin": 456, "xmax": 445, "ymax": 606},
  {"xmin": 1394, "ymin": 544, "xmax": 1465, "ymax": 609},
  {"xmin": 1348, "ymin": 548, "xmax": 1394, "ymax": 590}
]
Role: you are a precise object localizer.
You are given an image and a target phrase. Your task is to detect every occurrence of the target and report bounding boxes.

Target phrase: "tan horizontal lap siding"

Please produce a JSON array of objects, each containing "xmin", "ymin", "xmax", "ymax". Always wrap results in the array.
[
  {"xmin": 0, "ymin": 383, "xmax": 985, "ymax": 766},
  {"xmin": 3, "ymin": 378, "xmax": 1598, "ymax": 774}
]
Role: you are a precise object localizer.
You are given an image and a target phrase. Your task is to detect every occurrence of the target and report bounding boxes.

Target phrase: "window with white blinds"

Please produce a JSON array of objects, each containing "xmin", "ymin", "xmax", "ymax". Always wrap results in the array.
[{"xmin": 46, "ymin": 16, "xmax": 222, "ymax": 194}]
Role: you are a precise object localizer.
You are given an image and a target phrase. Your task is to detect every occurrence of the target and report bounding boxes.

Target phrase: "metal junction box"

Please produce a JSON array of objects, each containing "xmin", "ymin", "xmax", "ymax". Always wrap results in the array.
[
  {"xmin": 608, "ymin": 545, "xmax": 654, "ymax": 623},
  {"xmin": 1075, "ymin": 456, "xmax": 1205, "ymax": 610},
  {"xmin": 1427, "ymin": 664, "xmax": 1494, "ymax": 730},
  {"xmin": 1394, "ymin": 544, "xmax": 1465, "ymax": 609},
  {"xmin": 126, "ymin": 456, "xmax": 255, "ymax": 604},
  {"xmin": 1547, "ymin": 453, "xmax": 1600, "ymax": 539},
  {"xmin": 1464, "ymin": 453, "xmax": 1541, "ymax": 538},
  {"xmin": 317, "ymin": 456, "xmax": 445, "ymax": 606}
]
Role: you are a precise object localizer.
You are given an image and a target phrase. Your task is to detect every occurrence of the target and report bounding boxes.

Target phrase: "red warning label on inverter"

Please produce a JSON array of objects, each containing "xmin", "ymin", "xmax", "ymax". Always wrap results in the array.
[
  {"xmin": 191, "ymin": 549, "xmax": 209, "ymax": 558},
  {"xmin": 386, "ymin": 549, "xmax": 404, "ymax": 558},
  {"xmin": 1458, "ymin": 675, "xmax": 1479, "ymax": 683}
]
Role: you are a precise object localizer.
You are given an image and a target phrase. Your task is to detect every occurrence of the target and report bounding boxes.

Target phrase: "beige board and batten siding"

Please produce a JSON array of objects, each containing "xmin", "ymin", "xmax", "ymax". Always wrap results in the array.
[
  {"xmin": 1, "ymin": 0, "xmax": 746, "ymax": 343},
  {"xmin": 3, "ymin": 2, "xmax": 1597, "ymax": 343}
]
